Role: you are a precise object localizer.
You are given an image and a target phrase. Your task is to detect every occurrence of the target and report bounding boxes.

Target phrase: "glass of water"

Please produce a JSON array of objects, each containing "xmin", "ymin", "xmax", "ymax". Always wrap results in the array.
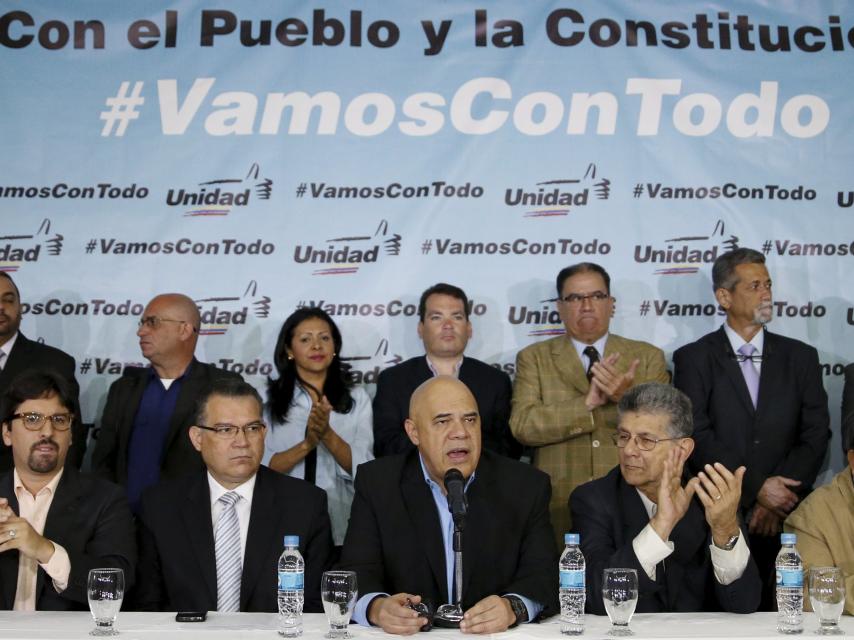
[
  {"xmin": 87, "ymin": 568, "xmax": 125, "ymax": 636},
  {"xmin": 809, "ymin": 567, "xmax": 845, "ymax": 635},
  {"xmin": 321, "ymin": 570, "xmax": 358, "ymax": 639},
  {"xmin": 602, "ymin": 568, "xmax": 638, "ymax": 637}
]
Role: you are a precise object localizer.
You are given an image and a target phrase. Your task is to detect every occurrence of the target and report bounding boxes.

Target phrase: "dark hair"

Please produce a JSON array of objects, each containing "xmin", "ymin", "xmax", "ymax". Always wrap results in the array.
[
  {"xmin": 556, "ymin": 263, "xmax": 611, "ymax": 298},
  {"xmin": 0, "ymin": 370, "xmax": 78, "ymax": 426},
  {"xmin": 418, "ymin": 283, "xmax": 471, "ymax": 322},
  {"xmin": 712, "ymin": 248, "xmax": 766, "ymax": 292},
  {"xmin": 0, "ymin": 272, "xmax": 20, "ymax": 300},
  {"xmin": 618, "ymin": 382, "xmax": 694, "ymax": 438},
  {"xmin": 193, "ymin": 377, "xmax": 264, "ymax": 426},
  {"xmin": 266, "ymin": 307, "xmax": 354, "ymax": 424}
]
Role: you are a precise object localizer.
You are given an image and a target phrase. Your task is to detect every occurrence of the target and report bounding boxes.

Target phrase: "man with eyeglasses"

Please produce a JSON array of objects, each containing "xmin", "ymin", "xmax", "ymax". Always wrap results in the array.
[
  {"xmin": 0, "ymin": 370, "xmax": 135, "ymax": 610},
  {"xmin": 134, "ymin": 377, "xmax": 333, "ymax": 612},
  {"xmin": 672, "ymin": 247, "xmax": 829, "ymax": 608},
  {"xmin": 0, "ymin": 272, "xmax": 84, "ymax": 472},
  {"xmin": 570, "ymin": 382, "xmax": 761, "ymax": 613},
  {"xmin": 511, "ymin": 262, "xmax": 668, "ymax": 541},
  {"xmin": 92, "ymin": 293, "xmax": 242, "ymax": 512}
]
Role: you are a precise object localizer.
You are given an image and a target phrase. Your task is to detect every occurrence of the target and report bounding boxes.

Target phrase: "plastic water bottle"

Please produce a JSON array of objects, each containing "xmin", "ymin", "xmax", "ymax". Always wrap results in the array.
[
  {"xmin": 559, "ymin": 533, "xmax": 585, "ymax": 635},
  {"xmin": 776, "ymin": 532, "xmax": 803, "ymax": 634},
  {"xmin": 278, "ymin": 535, "xmax": 304, "ymax": 637}
]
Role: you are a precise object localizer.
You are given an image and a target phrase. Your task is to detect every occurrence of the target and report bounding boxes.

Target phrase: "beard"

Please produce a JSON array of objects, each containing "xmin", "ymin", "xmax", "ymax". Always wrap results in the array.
[
  {"xmin": 27, "ymin": 440, "xmax": 59, "ymax": 474},
  {"xmin": 753, "ymin": 301, "xmax": 773, "ymax": 325}
]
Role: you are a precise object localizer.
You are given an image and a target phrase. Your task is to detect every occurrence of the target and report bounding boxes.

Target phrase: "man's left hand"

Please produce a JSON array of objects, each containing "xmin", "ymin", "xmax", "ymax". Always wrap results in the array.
[
  {"xmin": 689, "ymin": 463, "xmax": 744, "ymax": 547},
  {"xmin": 459, "ymin": 595, "xmax": 516, "ymax": 634},
  {"xmin": 0, "ymin": 516, "xmax": 55, "ymax": 563},
  {"xmin": 589, "ymin": 355, "xmax": 640, "ymax": 403}
]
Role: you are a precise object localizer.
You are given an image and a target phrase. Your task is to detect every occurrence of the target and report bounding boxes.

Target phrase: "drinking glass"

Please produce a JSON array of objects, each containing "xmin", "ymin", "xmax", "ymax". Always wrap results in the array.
[
  {"xmin": 602, "ymin": 568, "xmax": 638, "ymax": 637},
  {"xmin": 87, "ymin": 568, "xmax": 125, "ymax": 636},
  {"xmin": 809, "ymin": 567, "xmax": 845, "ymax": 635},
  {"xmin": 321, "ymin": 570, "xmax": 358, "ymax": 639}
]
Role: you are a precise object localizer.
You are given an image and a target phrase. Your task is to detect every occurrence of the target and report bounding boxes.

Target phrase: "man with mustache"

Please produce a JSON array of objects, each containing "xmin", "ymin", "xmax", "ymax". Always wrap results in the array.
[
  {"xmin": 0, "ymin": 371, "xmax": 135, "ymax": 610},
  {"xmin": 673, "ymin": 247, "xmax": 829, "ymax": 608},
  {"xmin": 0, "ymin": 273, "xmax": 84, "ymax": 471}
]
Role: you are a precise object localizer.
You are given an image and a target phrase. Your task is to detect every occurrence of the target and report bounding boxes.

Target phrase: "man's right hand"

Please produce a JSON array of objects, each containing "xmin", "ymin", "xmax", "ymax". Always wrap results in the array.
[
  {"xmin": 650, "ymin": 447, "xmax": 695, "ymax": 542},
  {"xmin": 368, "ymin": 593, "xmax": 428, "ymax": 635}
]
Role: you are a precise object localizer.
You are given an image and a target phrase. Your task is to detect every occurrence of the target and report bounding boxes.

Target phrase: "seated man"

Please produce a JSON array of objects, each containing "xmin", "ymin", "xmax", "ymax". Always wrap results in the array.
[
  {"xmin": 135, "ymin": 378, "xmax": 333, "ymax": 612},
  {"xmin": 571, "ymin": 382, "xmax": 761, "ymax": 614},
  {"xmin": 0, "ymin": 371, "xmax": 135, "ymax": 610},
  {"xmin": 340, "ymin": 376, "xmax": 557, "ymax": 635},
  {"xmin": 785, "ymin": 424, "xmax": 854, "ymax": 615}
]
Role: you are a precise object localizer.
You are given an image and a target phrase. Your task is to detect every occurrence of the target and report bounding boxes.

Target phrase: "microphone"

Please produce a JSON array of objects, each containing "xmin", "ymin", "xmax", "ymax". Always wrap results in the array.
[{"xmin": 444, "ymin": 468, "xmax": 468, "ymax": 528}]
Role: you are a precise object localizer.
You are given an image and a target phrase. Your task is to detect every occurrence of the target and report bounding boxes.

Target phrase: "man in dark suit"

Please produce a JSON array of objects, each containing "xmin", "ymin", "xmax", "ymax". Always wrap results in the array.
[
  {"xmin": 92, "ymin": 293, "xmax": 241, "ymax": 512},
  {"xmin": 0, "ymin": 371, "xmax": 135, "ymax": 610},
  {"xmin": 373, "ymin": 283, "xmax": 519, "ymax": 459},
  {"xmin": 571, "ymin": 382, "xmax": 761, "ymax": 614},
  {"xmin": 842, "ymin": 363, "xmax": 854, "ymax": 456},
  {"xmin": 134, "ymin": 377, "xmax": 333, "ymax": 612},
  {"xmin": 672, "ymin": 248, "xmax": 829, "ymax": 606},
  {"xmin": 0, "ymin": 273, "xmax": 84, "ymax": 471},
  {"xmin": 340, "ymin": 376, "xmax": 557, "ymax": 635}
]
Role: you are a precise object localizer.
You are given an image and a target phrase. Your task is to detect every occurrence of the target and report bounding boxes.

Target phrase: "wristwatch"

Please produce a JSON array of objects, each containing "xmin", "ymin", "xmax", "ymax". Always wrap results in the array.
[
  {"xmin": 502, "ymin": 595, "xmax": 528, "ymax": 628},
  {"xmin": 714, "ymin": 533, "xmax": 740, "ymax": 551}
]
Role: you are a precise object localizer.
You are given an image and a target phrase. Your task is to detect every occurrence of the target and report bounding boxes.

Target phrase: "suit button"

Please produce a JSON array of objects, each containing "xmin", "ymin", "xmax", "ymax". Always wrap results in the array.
[
  {"xmin": 754, "ymin": 439, "xmax": 760, "ymax": 445},
  {"xmin": 592, "ymin": 440, "xmax": 600, "ymax": 448}
]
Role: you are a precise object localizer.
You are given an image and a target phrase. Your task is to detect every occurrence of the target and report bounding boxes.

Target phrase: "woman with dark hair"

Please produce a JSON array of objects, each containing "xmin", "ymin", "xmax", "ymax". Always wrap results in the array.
[{"xmin": 262, "ymin": 307, "xmax": 373, "ymax": 547}]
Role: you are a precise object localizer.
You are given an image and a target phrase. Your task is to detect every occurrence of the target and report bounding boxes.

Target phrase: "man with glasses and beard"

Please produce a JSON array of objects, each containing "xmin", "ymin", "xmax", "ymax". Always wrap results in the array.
[
  {"xmin": 0, "ymin": 371, "xmax": 135, "ymax": 610},
  {"xmin": 673, "ymin": 248, "xmax": 830, "ymax": 608}
]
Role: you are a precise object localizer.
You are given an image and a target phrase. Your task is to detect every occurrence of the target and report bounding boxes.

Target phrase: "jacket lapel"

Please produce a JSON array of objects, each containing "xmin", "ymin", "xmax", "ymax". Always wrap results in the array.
[
  {"xmin": 401, "ymin": 455, "xmax": 448, "ymax": 601},
  {"xmin": 240, "ymin": 471, "xmax": 277, "ymax": 609},
  {"xmin": 162, "ymin": 359, "xmax": 202, "ymax": 453},
  {"xmin": 754, "ymin": 331, "xmax": 779, "ymax": 419},
  {"xmin": 116, "ymin": 372, "xmax": 151, "ymax": 474},
  {"xmin": 711, "ymin": 328, "xmax": 755, "ymax": 416},
  {"xmin": 39, "ymin": 467, "xmax": 83, "ymax": 606},
  {"xmin": 550, "ymin": 336, "xmax": 588, "ymax": 396},
  {"xmin": 0, "ymin": 472, "xmax": 19, "ymax": 608},
  {"xmin": 460, "ymin": 458, "xmax": 497, "ymax": 604},
  {"xmin": 182, "ymin": 474, "xmax": 218, "ymax": 605}
]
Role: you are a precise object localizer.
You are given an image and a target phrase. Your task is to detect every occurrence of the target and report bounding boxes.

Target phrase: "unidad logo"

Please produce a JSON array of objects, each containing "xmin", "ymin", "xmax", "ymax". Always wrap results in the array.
[
  {"xmin": 194, "ymin": 280, "xmax": 271, "ymax": 336},
  {"xmin": 0, "ymin": 219, "xmax": 62, "ymax": 272},
  {"xmin": 505, "ymin": 163, "xmax": 610, "ymax": 218},
  {"xmin": 293, "ymin": 219, "xmax": 402, "ymax": 275},
  {"xmin": 166, "ymin": 162, "xmax": 272, "ymax": 217},
  {"xmin": 634, "ymin": 219, "xmax": 738, "ymax": 275}
]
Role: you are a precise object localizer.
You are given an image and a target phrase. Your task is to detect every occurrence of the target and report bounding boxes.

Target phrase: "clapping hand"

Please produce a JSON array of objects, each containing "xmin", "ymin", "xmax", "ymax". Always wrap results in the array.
[{"xmin": 650, "ymin": 446, "xmax": 695, "ymax": 542}]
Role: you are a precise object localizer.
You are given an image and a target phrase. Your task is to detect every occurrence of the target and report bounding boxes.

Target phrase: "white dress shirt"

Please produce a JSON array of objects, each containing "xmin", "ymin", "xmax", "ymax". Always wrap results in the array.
[{"xmin": 207, "ymin": 472, "xmax": 257, "ymax": 565}]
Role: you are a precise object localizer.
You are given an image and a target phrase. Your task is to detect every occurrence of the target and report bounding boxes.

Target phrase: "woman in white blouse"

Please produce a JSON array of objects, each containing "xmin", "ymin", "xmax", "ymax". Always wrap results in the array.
[{"xmin": 262, "ymin": 307, "xmax": 373, "ymax": 550}]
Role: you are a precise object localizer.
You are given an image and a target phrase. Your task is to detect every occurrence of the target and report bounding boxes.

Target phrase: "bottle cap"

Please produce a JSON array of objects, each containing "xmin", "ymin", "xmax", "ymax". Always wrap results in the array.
[
  {"xmin": 780, "ymin": 533, "xmax": 796, "ymax": 545},
  {"xmin": 284, "ymin": 535, "xmax": 300, "ymax": 547},
  {"xmin": 565, "ymin": 533, "xmax": 580, "ymax": 545}
]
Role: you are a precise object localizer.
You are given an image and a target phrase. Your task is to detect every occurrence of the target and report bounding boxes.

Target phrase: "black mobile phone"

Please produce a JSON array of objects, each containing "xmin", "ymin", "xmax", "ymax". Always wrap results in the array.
[{"xmin": 175, "ymin": 611, "xmax": 207, "ymax": 622}]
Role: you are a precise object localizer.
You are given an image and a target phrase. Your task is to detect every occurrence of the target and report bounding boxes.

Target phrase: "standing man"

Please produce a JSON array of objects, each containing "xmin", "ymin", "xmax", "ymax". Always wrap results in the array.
[
  {"xmin": 373, "ymin": 283, "xmax": 519, "ymax": 459},
  {"xmin": 0, "ymin": 371, "xmax": 135, "ymax": 610},
  {"xmin": 92, "ymin": 293, "xmax": 241, "ymax": 511},
  {"xmin": 0, "ymin": 273, "xmax": 84, "ymax": 470},
  {"xmin": 673, "ymin": 248, "xmax": 830, "ymax": 607},
  {"xmin": 511, "ymin": 263, "xmax": 668, "ymax": 539},
  {"xmin": 341, "ymin": 377, "xmax": 557, "ymax": 635},
  {"xmin": 134, "ymin": 378, "xmax": 333, "ymax": 612}
]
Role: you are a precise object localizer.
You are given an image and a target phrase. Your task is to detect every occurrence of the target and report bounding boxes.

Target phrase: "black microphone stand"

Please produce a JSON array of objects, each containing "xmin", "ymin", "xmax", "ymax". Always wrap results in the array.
[{"xmin": 435, "ymin": 520, "xmax": 465, "ymax": 627}]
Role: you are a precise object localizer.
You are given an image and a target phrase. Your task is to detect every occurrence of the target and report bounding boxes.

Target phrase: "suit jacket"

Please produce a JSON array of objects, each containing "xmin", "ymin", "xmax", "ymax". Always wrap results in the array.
[
  {"xmin": 0, "ymin": 466, "xmax": 136, "ymax": 610},
  {"xmin": 570, "ymin": 466, "xmax": 761, "ymax": 614},
  {"xmin": 372, "ymin": 355, "xmax": 520, "ymax": 459},
  {"xmin": 673, "ymin": 327, "xmax": 830, "ymax": 507},
  {"xmin": 510, "ymin": 333, "xmax": 669, "ymax": 539},
  {"xmin": 0, "ymin": 333, "xmax": 85, "ymax": 471},
  {"xmin": 842, "ymin": 363, "xmax": 854, "ymax": 457},
  {"xmin": 338, "ymin": 450, "xmax": 559, "ymax": 618},
  {"xmin": 134, "ymin": 465, "xmax": 334, "ymax": 612},
  {"xmin": 92, "ymin": 359, "xmax": 241, "ymax": 485}
]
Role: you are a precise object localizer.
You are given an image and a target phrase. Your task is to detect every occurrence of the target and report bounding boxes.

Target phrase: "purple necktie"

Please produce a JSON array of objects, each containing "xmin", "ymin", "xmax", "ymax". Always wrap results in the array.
[{"xmin": 738, "ymin": 343, "xmax": 760, "ymax": 408}]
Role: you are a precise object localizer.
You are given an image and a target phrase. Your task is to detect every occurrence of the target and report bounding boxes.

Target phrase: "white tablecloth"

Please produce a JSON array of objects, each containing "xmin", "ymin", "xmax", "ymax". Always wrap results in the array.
[{"xmin": 0, "ymin": 611, "xmax": 850, "ymax": 639}]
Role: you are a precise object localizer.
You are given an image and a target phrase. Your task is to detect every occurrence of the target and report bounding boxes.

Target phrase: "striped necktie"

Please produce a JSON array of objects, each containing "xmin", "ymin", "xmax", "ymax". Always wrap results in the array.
[{"xmin": 214, "ymin": 491, "xmax": 242, "ymax": 611}]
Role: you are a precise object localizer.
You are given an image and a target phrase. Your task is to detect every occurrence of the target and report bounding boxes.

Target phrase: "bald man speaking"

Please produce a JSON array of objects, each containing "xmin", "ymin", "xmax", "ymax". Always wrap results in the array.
[
  {"xmin": 92, "ymin": 293, "xmax": 241, "ymax": 511},
  {"xmin": 340, "ymin": 377, "xmax": 558, "ymax": 634}
]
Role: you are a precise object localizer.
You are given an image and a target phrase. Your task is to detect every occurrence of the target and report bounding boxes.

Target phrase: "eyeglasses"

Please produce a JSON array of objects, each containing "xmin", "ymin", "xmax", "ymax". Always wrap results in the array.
[
  {"xmin": 10, "ymin": 412, "xmax": 73, "ymax": 431},
  {"xmin": 612, "ymin": 430, "xmax": 682, "ymax": 451},
  {"xmin": 742, "ymin": 281, "xmax": 772, "ymax": 293},
  {"xmin": 137, "ymin": 316, "xmax": 198, "ymax": 333},
  {"xmin": 196, "ymin": 422, "xmax": 266, "ymax": 439},
  {"xmin": 560, "ymin": 291, "xmax": 611, "ymax": 305}
]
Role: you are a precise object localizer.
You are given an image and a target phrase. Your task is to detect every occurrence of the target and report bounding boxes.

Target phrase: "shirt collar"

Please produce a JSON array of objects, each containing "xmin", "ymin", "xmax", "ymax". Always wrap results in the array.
[
  {"xmin": 13, "ymin": 465, "xmax": 65, "ymax": 500},
  {"xmin": 417, "ymin": 453, "xmax": 476, "ymax": 493},
  {"xmin": 425, "ymin": 355, "xmax": 464, "ymax": 378},
  {"xmin": 207, "ymin": 470, "xmax": 257, "ymax": 507},
  {"xmin": 0, "ymin": 332, "xmax": 20, "ymax": 359},
  {"xmin": 570, "ymin": 333, "xmax": 609, "ymax": 361},
  {"xmin": 723, "ymin": 322, "xmax": 764, "ymax": 355}
]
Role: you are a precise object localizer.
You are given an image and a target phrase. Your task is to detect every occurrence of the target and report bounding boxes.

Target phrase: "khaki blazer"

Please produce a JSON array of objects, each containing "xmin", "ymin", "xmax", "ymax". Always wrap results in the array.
[{"xmin": 510, "ymin": 333, "xmax": 669, "ymax": 541}]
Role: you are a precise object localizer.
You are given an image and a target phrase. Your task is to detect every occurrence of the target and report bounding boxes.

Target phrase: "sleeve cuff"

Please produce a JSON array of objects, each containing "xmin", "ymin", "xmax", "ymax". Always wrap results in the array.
[
  {"xmin": 632, "ymin": 524, "xmax": 674, "ymax": 580},
  {"xmin": 506, "ymin": 593, "xmax": 542, "ymax": 623},
  {"xmin": 709, "ymin": 533, "xmax": 750, "ymax": 585},
  {"xmin": 40, "ymin": 541, "xmax": 71, "ymax": 593},
  {"xmin": 353, "ymin": 592, "xmax": 389, "ymax": 626}
]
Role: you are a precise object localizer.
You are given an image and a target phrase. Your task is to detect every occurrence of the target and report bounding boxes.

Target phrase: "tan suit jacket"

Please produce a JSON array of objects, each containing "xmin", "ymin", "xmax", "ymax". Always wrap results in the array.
[
  {"xmin": 510, "ymin": 333, "xmax": 668, "ymax": 541},
  {"xmin": 785, "ymin": 468, "xmax": 854, "ymax": 615}
]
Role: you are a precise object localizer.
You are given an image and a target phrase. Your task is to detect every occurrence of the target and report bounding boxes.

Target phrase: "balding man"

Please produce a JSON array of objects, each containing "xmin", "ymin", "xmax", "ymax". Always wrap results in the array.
[
  {"xmin": 340, "ymin": 377, "xmax": 558, "ymax": 635},
  {"xmin": 92, "ymin": 293, "xmax": 241, "ymax": 511}
]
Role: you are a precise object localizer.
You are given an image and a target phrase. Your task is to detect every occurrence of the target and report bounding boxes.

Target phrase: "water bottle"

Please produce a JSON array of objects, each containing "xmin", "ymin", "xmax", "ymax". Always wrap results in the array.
[
  {"xmin": 278, "ymin": 535, "xmax": 304, "ymax": 637},
  {"xmin": 559, "ymin": 533, "xmax": 585, "ymax": 635},
  {"xmin": 776, "ymin": 532, "xmax": 803, "ymax": 634}
]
